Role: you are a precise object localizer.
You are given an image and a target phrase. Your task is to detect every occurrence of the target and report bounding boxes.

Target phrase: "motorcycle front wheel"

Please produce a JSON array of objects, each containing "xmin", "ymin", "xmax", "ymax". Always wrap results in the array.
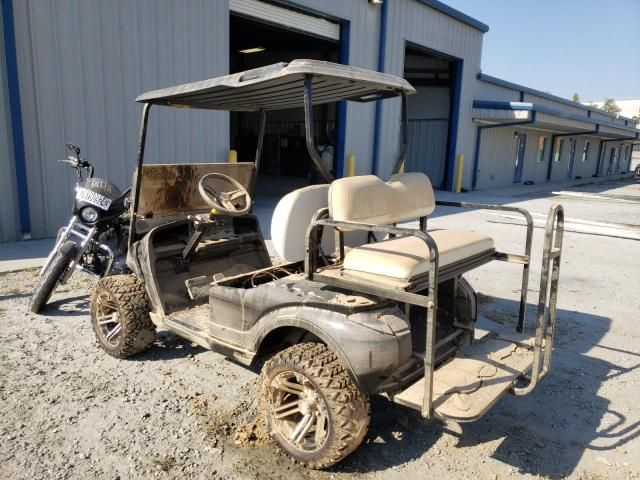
[{"xmin": 29, "ymin": 240, "xmax": 78, "ymax": 314}]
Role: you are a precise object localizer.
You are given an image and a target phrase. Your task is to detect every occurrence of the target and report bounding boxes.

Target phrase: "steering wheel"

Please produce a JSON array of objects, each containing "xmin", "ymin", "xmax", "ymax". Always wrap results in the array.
[{"xmin": 197, "ymin": 173, "xmax": 251, "ymax": 216}]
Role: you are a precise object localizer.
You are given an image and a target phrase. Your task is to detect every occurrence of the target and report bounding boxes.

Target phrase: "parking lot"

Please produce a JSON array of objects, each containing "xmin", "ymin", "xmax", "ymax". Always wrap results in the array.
[{"xmin": 1, "ymin": 177, "xmax": 639, "ymax": 480}]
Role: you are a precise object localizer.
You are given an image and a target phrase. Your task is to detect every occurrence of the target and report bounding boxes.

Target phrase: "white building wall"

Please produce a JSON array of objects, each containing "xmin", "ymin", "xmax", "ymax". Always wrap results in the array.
[
  {"xmin": 378, "ymin": 0, "xmax": 484, "ymax": 187},
  {"xmin": 474, "ymin": 81, "xmax": 520, "ymax": 102},
  {"xmin": 13, "ymin": 0, "xmax": 230, "ymax": 238}
]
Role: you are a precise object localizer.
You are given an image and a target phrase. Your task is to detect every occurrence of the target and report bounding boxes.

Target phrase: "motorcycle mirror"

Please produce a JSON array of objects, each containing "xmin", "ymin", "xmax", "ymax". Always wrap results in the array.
[{"xmin": 65, "ymin": 142, "xmax": 81, "ymax": 156}]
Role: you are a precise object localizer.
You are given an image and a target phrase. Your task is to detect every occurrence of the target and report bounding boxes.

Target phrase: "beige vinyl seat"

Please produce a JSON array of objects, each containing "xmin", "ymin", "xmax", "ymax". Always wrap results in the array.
[{"xmin": 329, "ymin": 173, "xmax": 495, "ymax": 281}]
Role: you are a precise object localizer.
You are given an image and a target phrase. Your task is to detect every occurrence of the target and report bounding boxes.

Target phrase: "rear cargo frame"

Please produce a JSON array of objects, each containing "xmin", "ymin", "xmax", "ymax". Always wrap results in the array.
[{"xmin": 306, "ymin": 201, "xmax": 563, "ymax": 419}]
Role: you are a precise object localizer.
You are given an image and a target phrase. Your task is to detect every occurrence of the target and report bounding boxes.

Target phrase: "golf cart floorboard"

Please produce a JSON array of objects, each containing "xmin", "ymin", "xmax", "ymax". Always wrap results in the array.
[
  {"xmin": 167, "ymin": 304, "xmax": 210, "ymax": 334},
  {"xmin": 394, "ymin": 333, "xmax": 534, "ymax": 422}
]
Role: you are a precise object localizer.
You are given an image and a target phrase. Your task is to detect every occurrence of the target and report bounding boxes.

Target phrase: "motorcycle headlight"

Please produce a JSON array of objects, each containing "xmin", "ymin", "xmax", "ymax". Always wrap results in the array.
[{"xmin": 80, "ymin": 206, "xmax": 99, "ymax": 223}]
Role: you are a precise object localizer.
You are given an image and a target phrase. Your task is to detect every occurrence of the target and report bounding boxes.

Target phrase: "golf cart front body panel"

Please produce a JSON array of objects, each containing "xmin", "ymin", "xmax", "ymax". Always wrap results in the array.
[{"xmin": 135, "ymin": 162, "xmax": 256, "ymax": 222}]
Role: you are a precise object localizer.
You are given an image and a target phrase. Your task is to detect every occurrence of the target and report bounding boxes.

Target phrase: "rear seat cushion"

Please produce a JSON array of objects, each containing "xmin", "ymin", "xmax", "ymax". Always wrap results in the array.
[{"xmin": 343, "ymin": 230, "xmax": 495, "ymax": 280}]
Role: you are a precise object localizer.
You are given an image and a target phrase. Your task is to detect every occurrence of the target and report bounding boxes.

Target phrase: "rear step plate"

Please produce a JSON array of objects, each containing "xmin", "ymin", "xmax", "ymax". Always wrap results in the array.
[{"xmin": 394, "ymin": 334, "xmax": 534, "ymax": 422}]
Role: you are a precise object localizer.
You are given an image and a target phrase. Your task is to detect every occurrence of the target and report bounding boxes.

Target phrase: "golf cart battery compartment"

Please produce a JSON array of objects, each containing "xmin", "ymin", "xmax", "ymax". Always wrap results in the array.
[{"xmin": 208, "ymin": 274, "xmax": 385, "ymax": 330}]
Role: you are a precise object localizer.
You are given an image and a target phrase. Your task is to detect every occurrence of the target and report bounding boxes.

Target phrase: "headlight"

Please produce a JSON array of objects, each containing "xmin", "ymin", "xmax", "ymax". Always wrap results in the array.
[{"xmin": 80, "ymin": 206, "xmax": 99, "ymax": 223}]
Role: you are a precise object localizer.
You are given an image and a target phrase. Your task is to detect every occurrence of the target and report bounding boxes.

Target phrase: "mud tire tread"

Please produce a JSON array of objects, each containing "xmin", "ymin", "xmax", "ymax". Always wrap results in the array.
[
  {"xmin": 90, "ymin": 274, "xmax": 155, "ymax": 358},
  {"xmin": 260, "ymin": 342, "xmax": 370, "ymax": 469}
]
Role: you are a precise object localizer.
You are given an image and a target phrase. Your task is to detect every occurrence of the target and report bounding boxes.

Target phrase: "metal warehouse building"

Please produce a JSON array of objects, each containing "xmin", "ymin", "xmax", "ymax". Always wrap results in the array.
[{"xmin": 1, "ymin": 0, "xmax": 638, "ymax": 242}]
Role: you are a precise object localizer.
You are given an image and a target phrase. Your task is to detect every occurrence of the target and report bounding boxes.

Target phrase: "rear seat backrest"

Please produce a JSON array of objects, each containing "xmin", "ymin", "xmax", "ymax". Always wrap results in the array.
[
  {"xmin": 271, "ymin": 184, "xmax": 329, "ymax": 262},
  {"xmin": 328, "ymin": 173, "xmax": 435, "ymax": 224},
  {"xmin": 271, "ymin": 183, "xmax": 370, "ymax": 263}
]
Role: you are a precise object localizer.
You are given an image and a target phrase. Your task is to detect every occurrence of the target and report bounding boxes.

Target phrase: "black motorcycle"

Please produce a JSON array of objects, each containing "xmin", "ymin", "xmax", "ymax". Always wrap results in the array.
[{"xmin": 29, "ymin": 143, "xmax": 131, "ymax": 313}]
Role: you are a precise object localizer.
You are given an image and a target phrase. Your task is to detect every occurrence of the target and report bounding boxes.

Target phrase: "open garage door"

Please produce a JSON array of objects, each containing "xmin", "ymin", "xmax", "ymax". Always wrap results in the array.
[
  {"xmin": 403, "ymin": 44, "xmax": 460, "ymax": 189},
  {"xmin": 230, "ymin": 0, "xmax": 339, "ymax": 41},
  {"xmin": 229, "ymin": 9, "xmax": 341, "ymax": 199}
]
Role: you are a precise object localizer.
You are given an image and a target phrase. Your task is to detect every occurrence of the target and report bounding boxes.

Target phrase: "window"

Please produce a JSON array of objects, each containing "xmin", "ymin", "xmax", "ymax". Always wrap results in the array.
[
  {"xmin": 554, "ymin": 138, "xmax": 564, "ymax": 162},
  {"xmin": 536, "ymin": 136, "xmax": 548, "ymax": 163},
  {"xmin": 581, "ymin": 141, "xmax": 590, "ymax": 162}
]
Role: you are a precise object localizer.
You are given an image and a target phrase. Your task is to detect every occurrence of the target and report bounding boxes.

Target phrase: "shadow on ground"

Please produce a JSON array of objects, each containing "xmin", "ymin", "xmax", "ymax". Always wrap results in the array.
[
  {"xmin": 333, "ymin": 297, "xmax": 639, "ymax": 478},
  {"xmin": 41, "ymin": 290, "xmax": 639, "ymax": 478}
]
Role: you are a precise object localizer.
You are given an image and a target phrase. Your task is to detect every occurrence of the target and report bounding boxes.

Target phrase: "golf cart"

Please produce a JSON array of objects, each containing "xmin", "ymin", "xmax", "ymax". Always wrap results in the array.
[{"xmin": 90, "ymin": 60, "xmax": 564, "ymax": 469}]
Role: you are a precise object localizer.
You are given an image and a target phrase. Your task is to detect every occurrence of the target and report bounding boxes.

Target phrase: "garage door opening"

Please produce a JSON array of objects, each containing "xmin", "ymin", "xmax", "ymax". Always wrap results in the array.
[
  {"xmin": 403, "ymin": 44, "xmax": 459, "ymax": 189},
  {"xmin": 229, "ymin": 14, "xmax": 340, "ymax": 197}
]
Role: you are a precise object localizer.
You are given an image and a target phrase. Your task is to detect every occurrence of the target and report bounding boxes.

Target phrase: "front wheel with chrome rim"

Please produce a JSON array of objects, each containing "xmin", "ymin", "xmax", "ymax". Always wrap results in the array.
[
  {"xmin": 260, "ymin": 342, "xmax": 370, "ymax": 469},
  {"xmin": 90, "ymin": 274, "xmax": 156, "ymax": 358}
]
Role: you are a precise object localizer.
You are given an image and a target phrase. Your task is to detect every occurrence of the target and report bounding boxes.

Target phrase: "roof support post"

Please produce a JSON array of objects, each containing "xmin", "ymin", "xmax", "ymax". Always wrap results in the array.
[
  {"xmin": 128, "ymin": 102, "xmax": 151, "ymax": 253},
  {"xmin": 254, "ymin": 109, "xmax": 266, "ymax": 170},
  {"xmin": 392, "ymin": 94, "xmax": 409, "ymax": 175},
  {"xmin": 303, "ymin": 75, "xmax": 335, "ymax": 183},
  {"xmin": 471, "ymin": 112, "xmax": 536, "ymax": 190},
  {"xmin": 545, "ymin": 127, "xmax": 599, "ymax": 181}
]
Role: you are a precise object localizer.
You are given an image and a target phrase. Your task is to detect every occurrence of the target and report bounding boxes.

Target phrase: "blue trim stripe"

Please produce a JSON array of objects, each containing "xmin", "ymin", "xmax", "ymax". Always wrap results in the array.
[
  {"xmin": 335, "ymin": 20, "xmax": 350, "ymax": 178},
  {"xmin": 371, "ymin": 0, "xmax": 388, "ymax": 176},
  {"xmin": 444, "ymin": 59, "xmax": 462, "ymax": 191},
  {"xmin": 415, "ymin": 0, "xmax": 489, "ymax": 33},
  {"xmin": 2, "ymin": 0, "xmax": 30, "ymax": 234}
]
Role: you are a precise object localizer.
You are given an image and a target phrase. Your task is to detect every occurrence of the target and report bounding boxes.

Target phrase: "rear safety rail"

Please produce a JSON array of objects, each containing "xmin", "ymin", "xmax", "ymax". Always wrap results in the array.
[
  {"xmin": 513, "ymin": 204, "xmax": 564, "ymax": 395},
  {"xmin": 435, "ymin": 200, "xmax": 534, "ymax": 332}
]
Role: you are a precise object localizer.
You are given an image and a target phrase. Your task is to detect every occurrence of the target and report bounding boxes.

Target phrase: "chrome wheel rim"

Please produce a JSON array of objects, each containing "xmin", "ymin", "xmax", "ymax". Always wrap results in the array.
[
  {"xmin": 269, "ymin": 371, "xmax": 329, "ymax": 453},
  {"xmin": 95, "ymin": 290, "xmax": 122, "ymax": 347}
]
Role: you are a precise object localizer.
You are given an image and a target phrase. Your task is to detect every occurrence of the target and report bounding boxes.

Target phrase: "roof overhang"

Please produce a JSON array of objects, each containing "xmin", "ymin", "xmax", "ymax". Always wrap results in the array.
[
  {"xmin": 473, "ymin": 101, "xmax": 640, "ymax": 139},
  {"xmin": 136, "ymin": 60, "xmax": 415, "ymax": 111},
  {"xmin": 477, "ymin": 73, "xmax": 639, "ymax": 126}
]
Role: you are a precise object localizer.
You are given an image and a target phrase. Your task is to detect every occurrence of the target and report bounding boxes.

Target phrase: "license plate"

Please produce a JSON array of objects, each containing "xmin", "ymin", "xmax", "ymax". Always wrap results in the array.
[{"xmin": 76, "ymin": 187, "xmax": 112, "ymax": 210}]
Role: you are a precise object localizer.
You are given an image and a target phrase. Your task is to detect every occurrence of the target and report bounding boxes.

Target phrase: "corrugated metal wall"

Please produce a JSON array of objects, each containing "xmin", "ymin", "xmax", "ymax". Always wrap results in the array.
[
  {"xmin": 474, "ymin": 81, "xmax": 520, "ymax": 102},
  {"xmin": 0, "ymin": 4, "xmax": 20, "ymax": 242},
  {"xmin": 406, "ymin": 119, "xmax": 448, "ymax": 185},
  {"xmin": 13, "ymin": 0, "xmax": 230, "ymax": 238},
  {"xmin": 379, "ymin": 0, "xmax": 484, "ymax": 185}
]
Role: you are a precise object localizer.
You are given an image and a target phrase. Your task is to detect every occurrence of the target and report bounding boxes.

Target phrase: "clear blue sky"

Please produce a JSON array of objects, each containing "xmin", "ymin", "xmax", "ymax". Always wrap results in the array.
[{"xmin": 444, "ymin": 0, "xmax": 640, "ymax": 101}]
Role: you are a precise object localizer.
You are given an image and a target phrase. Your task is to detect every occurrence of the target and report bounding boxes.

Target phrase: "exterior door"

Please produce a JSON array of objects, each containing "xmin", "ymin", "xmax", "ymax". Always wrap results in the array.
[
  {"xmin": 513, "ymin": 133, "xmax": 526, "ymax": 183},
  {"xmin": 566, "ymin": 138, "xmax": 577, "ymax": 179},
  {"xmin": 607, "ymin": 147, "xmax": 617, "ymax": 175}
]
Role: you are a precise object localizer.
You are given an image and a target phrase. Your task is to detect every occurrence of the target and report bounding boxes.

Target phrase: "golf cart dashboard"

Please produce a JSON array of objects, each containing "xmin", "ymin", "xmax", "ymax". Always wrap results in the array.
[{"xmin": 187, "ymin": 212, "xmax": 235, "ymax": 238}]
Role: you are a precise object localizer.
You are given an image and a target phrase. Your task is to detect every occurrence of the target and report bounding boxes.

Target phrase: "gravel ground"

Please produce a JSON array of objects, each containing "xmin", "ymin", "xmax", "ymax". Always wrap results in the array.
[{"xmin": 1, "ymin": 178, "xmax": 639, "ymax": 480}]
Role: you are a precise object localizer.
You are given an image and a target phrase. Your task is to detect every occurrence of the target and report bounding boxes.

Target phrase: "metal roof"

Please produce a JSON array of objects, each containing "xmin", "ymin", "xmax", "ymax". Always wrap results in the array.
[{"xmin": 136, "ymin": 59, "xmax": 416, "ymax": 111}]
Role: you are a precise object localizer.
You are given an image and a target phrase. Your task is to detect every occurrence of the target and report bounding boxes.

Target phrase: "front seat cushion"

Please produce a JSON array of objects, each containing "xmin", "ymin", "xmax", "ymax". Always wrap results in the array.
[{"xmin": 342, "ymin": 229, "xmax": 494, "ymax": 280}]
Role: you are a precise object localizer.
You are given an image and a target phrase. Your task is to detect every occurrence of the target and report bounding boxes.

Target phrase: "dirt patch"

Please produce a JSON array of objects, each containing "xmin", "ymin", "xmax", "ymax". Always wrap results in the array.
[{"xmin": 2, "ymin": 178, "xmax": 640, "ymax": 480}]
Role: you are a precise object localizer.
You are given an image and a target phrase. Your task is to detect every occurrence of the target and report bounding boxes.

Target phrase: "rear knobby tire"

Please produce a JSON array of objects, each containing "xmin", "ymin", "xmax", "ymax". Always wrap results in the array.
[
  {"xmin": 29, "ymin": 240, "xmax": 77, "ymax": 314},
  {"xmin": 260, "ymin": 342, "xmax": 370, "ymax": 469},
  {"xmin": 90, "ymin": 274, "xmax": 156, "ymax": 358}
]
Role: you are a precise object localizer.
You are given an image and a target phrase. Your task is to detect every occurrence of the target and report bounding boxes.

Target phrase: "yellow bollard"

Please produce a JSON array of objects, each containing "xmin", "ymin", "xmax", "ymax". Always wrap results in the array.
[
  {"xmin": 455, "ymin": 154, "xmax": 464, "ymax": 193},
  {"xmin": 347, "ymin": 153, "xmax": 356, "ymax": 177},
  {"xmin": 227, "ymin": 149, "xmax": 238, "ymax": 163}
]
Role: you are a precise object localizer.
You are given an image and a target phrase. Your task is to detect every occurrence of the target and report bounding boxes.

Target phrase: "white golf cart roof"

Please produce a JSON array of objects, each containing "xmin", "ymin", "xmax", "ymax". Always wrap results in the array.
[{"xmin": 136, "ymin": 59, "xmax": 415, "ymax": 111}]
